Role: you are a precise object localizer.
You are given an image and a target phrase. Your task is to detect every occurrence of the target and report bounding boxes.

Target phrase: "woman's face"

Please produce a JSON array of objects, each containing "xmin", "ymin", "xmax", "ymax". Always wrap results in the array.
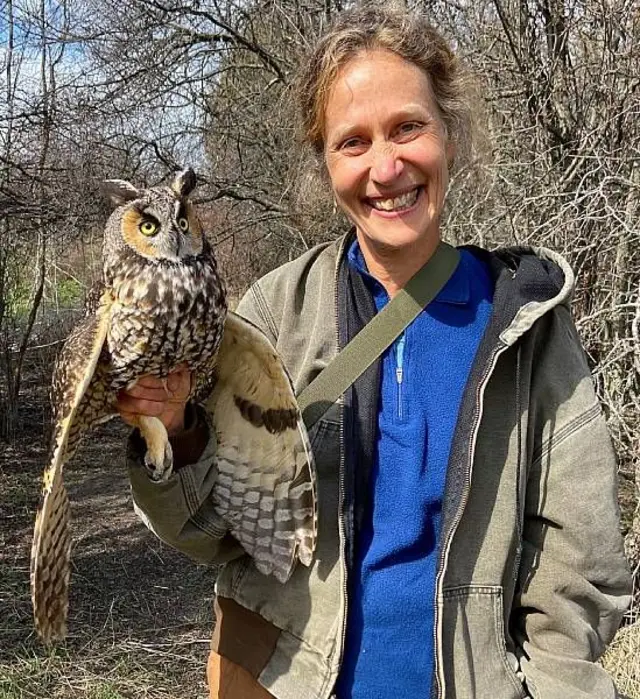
[{"xmin": 323, "ymin": 49, "xmax": 453, "ymax": 257}]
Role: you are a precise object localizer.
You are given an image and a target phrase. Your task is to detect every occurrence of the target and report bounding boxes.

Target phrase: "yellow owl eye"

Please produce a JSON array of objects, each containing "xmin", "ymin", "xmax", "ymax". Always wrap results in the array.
[
  {"xmin": 177, "ymin": 217, "xmax": 189, "ymax": 232},
  {"xmin": 139, "ymin": 220, "xmax": 158, "ymax": 236}
]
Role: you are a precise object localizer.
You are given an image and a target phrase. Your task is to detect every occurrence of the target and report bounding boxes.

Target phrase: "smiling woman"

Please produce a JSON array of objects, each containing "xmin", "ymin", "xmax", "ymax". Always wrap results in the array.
[{"xmin": 120, "ymin": 4, "xmax": 632, "ymax": 699}]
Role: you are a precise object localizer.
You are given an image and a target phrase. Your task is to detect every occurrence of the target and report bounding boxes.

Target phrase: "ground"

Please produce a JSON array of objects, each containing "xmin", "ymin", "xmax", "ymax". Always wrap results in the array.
[{"xmin": 0, "ymin": 390, "xmax": 217, "ymax": 699}]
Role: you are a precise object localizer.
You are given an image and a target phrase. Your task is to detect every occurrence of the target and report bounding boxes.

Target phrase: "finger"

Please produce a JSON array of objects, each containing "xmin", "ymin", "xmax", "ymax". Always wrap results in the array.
[
  {"xmin": 134, "ymin": 375, "xmax": 166, "ymax": 389},
  {"xmin": 117, "ymin": 389, "xmax": 188, "ymax": 412},
  {"xmin": 116, "ymin": 394, "xmax": 166, "ymax": 417},
  {"xmin": 128, "ymin": 370, "xmax": 191, "ymax": 397},
  {"xmin": 167, "ymin": 369, "xmax": 191, "ymax": 394},
  {"xmin": 134, "ymin": 365, "xmax": 188, "ymax": 389},
  {"xmin": 125, "ymin": 382, "xmax": 177, "ymax": 400},
  {"xmin": 118, "ymin": 410, "xmax": 139, "ymax": 427}
]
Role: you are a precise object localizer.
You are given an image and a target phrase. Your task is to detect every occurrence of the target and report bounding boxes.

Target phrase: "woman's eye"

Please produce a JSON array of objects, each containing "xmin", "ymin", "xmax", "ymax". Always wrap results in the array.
[
  {"xmin": 397, "ymin": 122, "xmax": 422, "ymax": 138},
  {"xmin": 139, "ymin": 220, "xmax": 158, "ymax": 236},
  {"xmin": 177, "ymin": 217, "xmax": 189, "ymax": 232},
  {"xmin": 340, "ymin": 137, "xmax": 367, "ymax": 153}
]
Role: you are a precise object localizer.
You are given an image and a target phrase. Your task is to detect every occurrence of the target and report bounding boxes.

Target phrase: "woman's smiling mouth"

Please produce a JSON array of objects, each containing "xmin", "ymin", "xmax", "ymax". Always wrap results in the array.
[{"xmin": 367, "ymin": 187, "xmax": 421, "ymax": 213}]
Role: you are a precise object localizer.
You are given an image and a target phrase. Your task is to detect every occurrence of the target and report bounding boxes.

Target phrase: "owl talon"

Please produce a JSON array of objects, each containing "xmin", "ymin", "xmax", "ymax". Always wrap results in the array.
[
  {"xmin": 144, "ymin": 440, "xmax": 173, "ymax": 482},
  {"xmin": 131, "ymin": 415, "xmax": 174, "ymax": 482}
]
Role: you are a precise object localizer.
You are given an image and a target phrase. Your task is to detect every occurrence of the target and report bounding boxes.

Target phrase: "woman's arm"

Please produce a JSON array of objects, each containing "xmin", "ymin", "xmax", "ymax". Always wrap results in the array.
[{"xmin": 513, "ymin": 306, "xmax": 631, "ymax": 698}]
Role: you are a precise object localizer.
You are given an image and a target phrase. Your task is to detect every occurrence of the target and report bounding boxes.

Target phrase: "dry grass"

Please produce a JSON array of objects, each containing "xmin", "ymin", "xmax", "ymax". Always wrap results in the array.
[
  {"xmin": 0, "ymin": 392, "xmax": 217, "ymax": 699},
  {"xmin": 603, "ymin": 616, "xmax": 640, "ymax": 699}
]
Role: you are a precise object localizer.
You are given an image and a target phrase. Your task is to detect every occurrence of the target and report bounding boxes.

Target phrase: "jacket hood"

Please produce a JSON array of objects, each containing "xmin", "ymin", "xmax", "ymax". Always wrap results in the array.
[{"xmin": 472, "ymin": 245, "xmax": 575, "ymax": 347}]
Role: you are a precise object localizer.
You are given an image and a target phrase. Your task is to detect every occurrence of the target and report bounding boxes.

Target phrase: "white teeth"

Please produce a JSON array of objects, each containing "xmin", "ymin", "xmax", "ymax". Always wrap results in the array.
[{"xmin": 371, "ymin": 188, "xmax": 419, "ymax": 212}]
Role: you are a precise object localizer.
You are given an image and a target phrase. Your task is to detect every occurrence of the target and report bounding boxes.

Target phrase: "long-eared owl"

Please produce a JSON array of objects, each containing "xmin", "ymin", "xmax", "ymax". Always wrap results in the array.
[{"xmin": 31, "ymin": 169, "xmax": 316, "ymax": 644}]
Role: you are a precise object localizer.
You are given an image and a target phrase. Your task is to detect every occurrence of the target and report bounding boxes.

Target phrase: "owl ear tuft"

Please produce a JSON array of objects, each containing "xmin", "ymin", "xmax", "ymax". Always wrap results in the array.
[
  {"xmin": 172, "ymin": 168, "xmax": 197, "ymax": 197},
  {"xmin": 102, "ymin": 179, "xmax": 140, "ymax": 206}
]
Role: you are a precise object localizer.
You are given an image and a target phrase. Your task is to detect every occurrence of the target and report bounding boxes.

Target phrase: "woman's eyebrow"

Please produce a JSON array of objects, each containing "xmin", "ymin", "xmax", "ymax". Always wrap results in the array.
[
  {"xmin": 393, "ymin": 104, "xmax": 435, "ymax": 121},
  {"xmin": 327, "ymin": 124, "xmax": 360, "ymax": 145}
]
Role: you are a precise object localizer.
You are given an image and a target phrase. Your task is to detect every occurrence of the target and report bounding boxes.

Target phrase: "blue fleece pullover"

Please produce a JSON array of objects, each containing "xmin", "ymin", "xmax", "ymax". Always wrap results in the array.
[{"xmin": 335, "ymin": 242, "xmax": 494, "ymax": 699}]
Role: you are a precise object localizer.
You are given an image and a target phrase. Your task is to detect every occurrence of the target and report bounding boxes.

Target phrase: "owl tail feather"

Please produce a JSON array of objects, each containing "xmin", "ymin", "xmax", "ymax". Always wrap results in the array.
[{"xmin": 31, "ymin": 433, "xmax": 72, "ymax": 644}]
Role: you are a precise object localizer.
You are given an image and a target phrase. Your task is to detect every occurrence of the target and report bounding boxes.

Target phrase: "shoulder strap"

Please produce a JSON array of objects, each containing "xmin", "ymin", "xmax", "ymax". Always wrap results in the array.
[{"xmin": 298, "ymin": 241, "xmax": 460, "ymax": 428}]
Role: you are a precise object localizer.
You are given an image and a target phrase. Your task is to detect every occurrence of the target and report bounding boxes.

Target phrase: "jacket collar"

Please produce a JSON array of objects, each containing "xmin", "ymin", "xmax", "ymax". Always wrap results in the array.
[{"xmin": 474, "ymin": 245, "xmax": 574, "ymax": 347}]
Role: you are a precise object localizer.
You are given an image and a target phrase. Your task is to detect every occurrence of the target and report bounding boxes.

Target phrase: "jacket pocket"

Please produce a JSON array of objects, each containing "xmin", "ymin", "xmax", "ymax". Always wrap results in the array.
[
  {"xmin": 215, "ymin": 554, "xmax": 251, "ymax": 599},
  {"xmin": 441, "ymin": 585, "xmax": 527, "ymax": 699}
]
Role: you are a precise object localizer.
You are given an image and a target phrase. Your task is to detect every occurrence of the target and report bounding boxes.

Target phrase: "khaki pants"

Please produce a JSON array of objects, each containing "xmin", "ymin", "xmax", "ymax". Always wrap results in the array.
[{"xmin": 207, "ymin": 650, "xmax": 276, "ymax": 699}]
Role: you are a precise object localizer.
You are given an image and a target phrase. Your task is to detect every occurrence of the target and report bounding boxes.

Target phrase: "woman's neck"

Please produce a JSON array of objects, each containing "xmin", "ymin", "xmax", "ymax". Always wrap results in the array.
[{"xmin": 356, "ymin": 232, "xmax": 441, "ymax": 298}]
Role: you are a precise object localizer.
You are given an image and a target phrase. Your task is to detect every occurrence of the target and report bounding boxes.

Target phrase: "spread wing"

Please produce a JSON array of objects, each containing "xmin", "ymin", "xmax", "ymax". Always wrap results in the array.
[
  {"xmin": 31, "ymin": 294, "xmax": 112, "ymax": 644},
  {"xmin": 205, "ymin": 312, "xmax": 317, "ymax": 582},
  {"xmin": 83, "ymin": 279, "xmax": 106, "ymax": 317}
]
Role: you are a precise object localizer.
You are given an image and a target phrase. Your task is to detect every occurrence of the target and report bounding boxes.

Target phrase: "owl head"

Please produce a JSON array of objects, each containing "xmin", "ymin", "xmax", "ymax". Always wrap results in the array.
[{"xmin": 102, "ymin": 168, "xmax": 204, "ymax": 262}]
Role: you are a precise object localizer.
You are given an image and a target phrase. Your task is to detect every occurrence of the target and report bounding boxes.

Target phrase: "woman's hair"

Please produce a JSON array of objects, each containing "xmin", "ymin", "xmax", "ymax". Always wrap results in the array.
[{"xmin": 296, "ymin": 2, "xmax": 475, "ymax": 165}]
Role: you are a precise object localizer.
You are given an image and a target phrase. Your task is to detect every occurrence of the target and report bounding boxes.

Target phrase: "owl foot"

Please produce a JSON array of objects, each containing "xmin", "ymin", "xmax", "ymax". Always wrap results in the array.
[
  {"xmin": 130, "ymin": 415, "xmax": 174, "ymax": 482},
  {"xmin": 144, "ymin": 439, "xmax": 173, "ymax": 482}
]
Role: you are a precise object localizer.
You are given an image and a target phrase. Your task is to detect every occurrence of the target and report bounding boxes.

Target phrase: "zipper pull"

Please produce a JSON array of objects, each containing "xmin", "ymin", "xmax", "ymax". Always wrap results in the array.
[{"xmin": 396, "ymin": 367, "xmax": 403, "ymax": 384}]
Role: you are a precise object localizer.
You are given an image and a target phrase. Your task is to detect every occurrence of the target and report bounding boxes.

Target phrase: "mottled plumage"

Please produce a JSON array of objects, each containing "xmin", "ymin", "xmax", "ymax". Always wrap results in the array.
[{"xmin": 31, "ymin": 169, "xmax": 316, "ymax": 644}]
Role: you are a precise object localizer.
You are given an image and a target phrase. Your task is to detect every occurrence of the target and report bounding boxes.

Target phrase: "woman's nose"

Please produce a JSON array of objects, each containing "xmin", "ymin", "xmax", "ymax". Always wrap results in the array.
[{"xmin": 370, "ymin": 143, "xmax": 404, "ymax": 184}]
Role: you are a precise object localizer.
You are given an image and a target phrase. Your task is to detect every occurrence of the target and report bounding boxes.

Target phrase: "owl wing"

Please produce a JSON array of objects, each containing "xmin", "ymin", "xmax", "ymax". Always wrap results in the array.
[
  {"xmin": 31, "ymin": 294, "xmax": 112, "ymax": 644},
  {"xmin": 83, "ymin": 278, "xmax": 106, "ymax": 317},
  {"xmin": 204, "ymin": 312, "xmax": 317, "ymax": 583}
]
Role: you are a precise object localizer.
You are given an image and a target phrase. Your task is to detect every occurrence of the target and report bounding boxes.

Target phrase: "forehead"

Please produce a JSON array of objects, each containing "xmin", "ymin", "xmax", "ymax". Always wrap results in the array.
[{"xmin": 323, "ymin": 49, "xmax": 439, "ymax": 133}]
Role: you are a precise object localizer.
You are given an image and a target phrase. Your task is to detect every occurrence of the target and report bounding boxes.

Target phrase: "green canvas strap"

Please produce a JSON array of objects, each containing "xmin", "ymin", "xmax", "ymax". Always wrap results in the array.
[{"xmin": 297, "ymin": 241, "xmax": 461, "ymax": 429}]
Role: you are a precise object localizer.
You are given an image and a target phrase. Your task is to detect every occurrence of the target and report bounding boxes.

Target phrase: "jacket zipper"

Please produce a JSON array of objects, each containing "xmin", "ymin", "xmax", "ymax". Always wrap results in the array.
[
  {"xmin": 433, "ymin": 343, "xmax": 509, "ymax": 698},
  {"xmin": 396, "ymin": 333, "xmax": 406, "ymax": 420}
]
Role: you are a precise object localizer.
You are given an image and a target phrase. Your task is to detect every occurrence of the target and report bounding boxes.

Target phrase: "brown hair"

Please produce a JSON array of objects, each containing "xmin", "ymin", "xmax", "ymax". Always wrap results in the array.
[{"xmin": 296, "ymin": 2, "xmax": 474, "ymax": 165}]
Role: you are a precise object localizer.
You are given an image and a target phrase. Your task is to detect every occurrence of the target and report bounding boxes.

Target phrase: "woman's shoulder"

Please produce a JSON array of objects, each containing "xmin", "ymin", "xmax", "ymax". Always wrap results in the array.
[
  {"xmin": 234, "ymin": 234, "xmax": 345, "ymax": 344},
  {"xmin": 254, "ymin": 235, "xmax": 343, "ymax": 295}
]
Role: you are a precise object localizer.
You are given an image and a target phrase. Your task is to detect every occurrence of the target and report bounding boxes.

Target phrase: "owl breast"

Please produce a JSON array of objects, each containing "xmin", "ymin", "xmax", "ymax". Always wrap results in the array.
[{"xmin": 106, "ymin": 248, "xmax": 226, "ymax": 389}]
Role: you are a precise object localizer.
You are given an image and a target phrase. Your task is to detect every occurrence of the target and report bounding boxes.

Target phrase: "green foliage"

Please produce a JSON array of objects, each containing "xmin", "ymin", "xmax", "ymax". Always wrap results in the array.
[
  {"xmin": 5, "ymin": 274, "xmax": 83, "ymax": 319},
  {"xmin": 0, "ymin": 658, "xmax": 127, "ymax": 699},
  {"xmin": 55, "ymin": 277, "xmax": 83, "ymax": 308},
  {"xmin": 6, "ymin": 279, "xmax": 32, "ymax": 319}
]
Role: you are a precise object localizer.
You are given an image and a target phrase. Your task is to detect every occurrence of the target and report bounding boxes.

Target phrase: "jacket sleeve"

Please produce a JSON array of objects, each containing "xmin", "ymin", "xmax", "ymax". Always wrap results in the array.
[
  {"xmin": 126, "ymin": 283, "xmax": 273, "ymax": 565},
  {"xmin": 514, "ymin": 306, "xmax": 632, "ymax": 698}
]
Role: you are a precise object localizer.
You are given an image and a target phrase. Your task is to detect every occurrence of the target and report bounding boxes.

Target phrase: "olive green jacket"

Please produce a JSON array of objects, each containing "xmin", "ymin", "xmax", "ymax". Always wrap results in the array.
[{"xmin": 128, "ymin": 235, "xmax": 631, "ymax": 699}]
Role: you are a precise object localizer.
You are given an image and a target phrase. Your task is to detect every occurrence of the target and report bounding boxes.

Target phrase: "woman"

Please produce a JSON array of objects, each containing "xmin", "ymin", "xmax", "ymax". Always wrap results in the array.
[{"xmin": 118, "ymin": 5, "xmax": 631, "ymax": 698}]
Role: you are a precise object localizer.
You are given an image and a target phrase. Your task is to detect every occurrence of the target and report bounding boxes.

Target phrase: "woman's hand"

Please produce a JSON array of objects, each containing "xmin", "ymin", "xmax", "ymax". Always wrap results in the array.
[{"xmin": 116, "ymin": 365, "xmax": 192, "ymax": 437}]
